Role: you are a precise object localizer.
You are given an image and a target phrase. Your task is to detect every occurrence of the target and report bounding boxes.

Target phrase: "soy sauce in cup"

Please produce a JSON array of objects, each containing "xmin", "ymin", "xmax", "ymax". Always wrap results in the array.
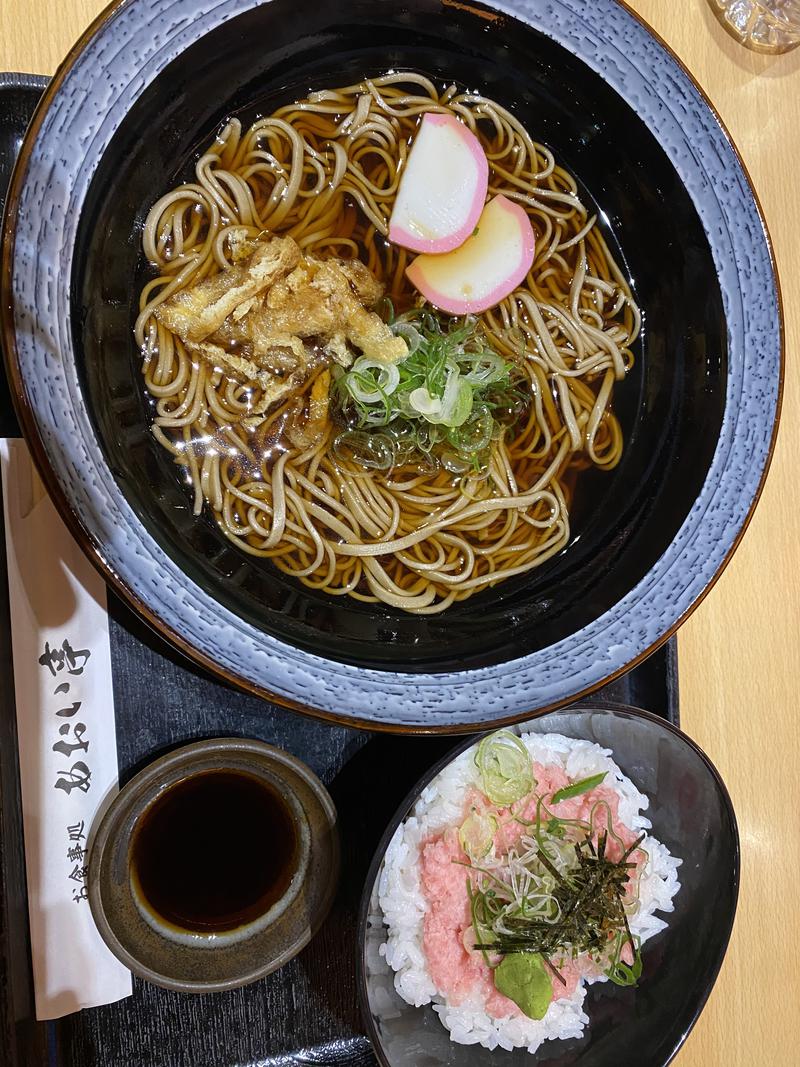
[{"xmin": 131, "ymin": 769, "xmax": 299, "ymax": 933}]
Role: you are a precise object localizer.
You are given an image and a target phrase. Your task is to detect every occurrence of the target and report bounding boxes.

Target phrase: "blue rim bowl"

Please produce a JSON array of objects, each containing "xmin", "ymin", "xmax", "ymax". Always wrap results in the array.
[{"xmin": 0, "ymin": 0, "xmax": 782, "ymax": 730}]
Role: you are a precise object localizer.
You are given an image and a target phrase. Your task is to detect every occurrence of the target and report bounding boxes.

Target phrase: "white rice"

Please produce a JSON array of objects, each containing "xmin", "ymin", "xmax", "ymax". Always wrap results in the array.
[{"xmin": 377, "ymin": 732, "xmax": 681, "ymax": 1054}]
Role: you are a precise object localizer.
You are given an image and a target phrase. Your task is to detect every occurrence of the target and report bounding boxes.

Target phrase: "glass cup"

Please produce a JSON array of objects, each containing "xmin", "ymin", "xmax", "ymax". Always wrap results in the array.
[{"xmin": 709, "ymin": 0, "xmax": 800, "ymax": 51}]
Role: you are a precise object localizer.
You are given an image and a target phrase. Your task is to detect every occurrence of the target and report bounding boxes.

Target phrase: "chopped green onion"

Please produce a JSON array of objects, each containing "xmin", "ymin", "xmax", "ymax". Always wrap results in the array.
[
  {"xmin": 332, "ymin": 430, "xmax": 395, "ymax": 470},
  {"xmin": 408, "ymin": 386, "xmax": 442, "ymax": 418},
  {"xmin": 344, "ymin": 360, "xmax": 400, "ymax": 404},
  {"xmin": 606, "ymin": 935, "xmax": 643, "ymax": 986},
  {"xmin": 332, "ymin": 309, "xmax": 525, "ymax": 474},
  {"xmin": 391, "ymin": 321, "xmax": 422, "ymax": 355},
  {"xmin": 459, "ymin": 809, "xmax": 498, "ymax": 860},
  {"xmin": 474, "ymin": 731, "xmax": 534, "ymax": 807},
  {"xmin": 446, "ymin": 378, "xmax": 474, "ymax": 427},
  {"xmin": 551, "ymin": 772, "xmax": 608, "ymax": 805}
]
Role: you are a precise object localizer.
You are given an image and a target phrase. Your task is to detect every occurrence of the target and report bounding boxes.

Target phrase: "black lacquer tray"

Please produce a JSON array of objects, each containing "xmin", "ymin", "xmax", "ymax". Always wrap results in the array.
[{"xmin": 0, "ymin": 74, "xmax": 679, "ymax": 1067}]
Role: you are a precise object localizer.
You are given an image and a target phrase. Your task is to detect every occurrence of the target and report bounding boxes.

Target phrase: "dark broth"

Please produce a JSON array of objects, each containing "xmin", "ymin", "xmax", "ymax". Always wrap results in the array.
[{"xmin": 131, "ymin": 769, "xmax": 298, "ymax": 933}]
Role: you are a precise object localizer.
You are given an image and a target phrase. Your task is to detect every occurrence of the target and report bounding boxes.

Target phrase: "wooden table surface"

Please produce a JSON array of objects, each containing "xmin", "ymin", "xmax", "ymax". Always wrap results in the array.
[{"xmin": 0, "ymin": 1, "xmax": 798, "ymax": 1064}]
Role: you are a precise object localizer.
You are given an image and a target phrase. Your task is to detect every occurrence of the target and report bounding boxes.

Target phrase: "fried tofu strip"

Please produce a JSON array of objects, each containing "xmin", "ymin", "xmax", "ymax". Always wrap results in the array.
[
  {"xmin": 254, "ymin": 257, "xmax": 407, "ymax": 364},
  {"xmin": 155, "ymin": 236, "xmax": 300, "ymax": 342},
  {"xmin": 154, "ymin": 235, "xmax": 406, "ymax": 435},
  {"xmin": 185, "ymin": 340, "xmax": 301, "ymax": 418},
  {"xmin": 286, "ymin": 370, "xmax": 331, "ymax": 449}
]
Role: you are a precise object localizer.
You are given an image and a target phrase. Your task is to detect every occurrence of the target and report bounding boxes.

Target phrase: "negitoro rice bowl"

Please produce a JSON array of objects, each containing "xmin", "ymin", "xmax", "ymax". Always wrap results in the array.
[{"xmin": 376, "ymin": 730, "xmax": 680, "ymax": 1055}]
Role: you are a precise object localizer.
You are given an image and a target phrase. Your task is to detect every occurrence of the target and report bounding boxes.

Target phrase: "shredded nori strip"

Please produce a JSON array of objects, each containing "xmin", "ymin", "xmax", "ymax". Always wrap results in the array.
[{"xmin": 473, "ymin": 831, "xmax": 646, "ymax": 985}]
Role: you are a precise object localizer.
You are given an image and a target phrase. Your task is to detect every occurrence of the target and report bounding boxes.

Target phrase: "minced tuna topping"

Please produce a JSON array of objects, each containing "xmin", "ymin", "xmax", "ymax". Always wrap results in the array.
[
  {"xmin": 378, "ymin": 730, "xmax": 681, "ymax": 1055},
  {"xmin": 420, "ymin": 758, "xmax": 645, "ymax": 1020}
]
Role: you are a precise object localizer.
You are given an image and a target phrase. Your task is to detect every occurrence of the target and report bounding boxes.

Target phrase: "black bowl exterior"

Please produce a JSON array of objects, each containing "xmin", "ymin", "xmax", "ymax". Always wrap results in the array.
[{"xmin": 357, "ymin": 704, "xmax": 739, "ymax": 1066}]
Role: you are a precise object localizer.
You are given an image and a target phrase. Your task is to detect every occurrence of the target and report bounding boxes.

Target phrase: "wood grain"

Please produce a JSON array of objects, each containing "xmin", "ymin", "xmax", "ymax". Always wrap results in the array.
[
  {"xmin": 1, "ymin": 1, "xmax": 798, "ymax": 1064},
  {"xmin": 630, "ymin": 6, "xmax": 800, "ymax": 1067}
]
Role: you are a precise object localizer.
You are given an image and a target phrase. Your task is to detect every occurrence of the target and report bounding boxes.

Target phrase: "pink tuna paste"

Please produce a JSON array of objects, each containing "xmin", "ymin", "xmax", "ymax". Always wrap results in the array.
[{"xmin": 419, "ymin": 761, "xmax": 642, "ymax": 1020}]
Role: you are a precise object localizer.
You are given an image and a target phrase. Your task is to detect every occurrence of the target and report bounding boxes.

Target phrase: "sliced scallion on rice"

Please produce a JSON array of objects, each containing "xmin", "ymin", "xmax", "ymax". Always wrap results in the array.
[{"xmin": 474, "ymin": 730, "xmax": 534, "ymax": 807}]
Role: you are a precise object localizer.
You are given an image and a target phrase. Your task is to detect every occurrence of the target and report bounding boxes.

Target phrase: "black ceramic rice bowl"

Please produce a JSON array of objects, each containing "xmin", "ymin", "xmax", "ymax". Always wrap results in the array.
[{"xmin": 357, "ymin": 703, "xmax": 740, "ymax": 1065}]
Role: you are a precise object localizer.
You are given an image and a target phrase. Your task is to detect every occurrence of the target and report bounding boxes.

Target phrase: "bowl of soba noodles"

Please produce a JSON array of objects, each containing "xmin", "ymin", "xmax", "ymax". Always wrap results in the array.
[{"xmin": 0, "ymin": 0, "xmax": 782, "ymax": 730}]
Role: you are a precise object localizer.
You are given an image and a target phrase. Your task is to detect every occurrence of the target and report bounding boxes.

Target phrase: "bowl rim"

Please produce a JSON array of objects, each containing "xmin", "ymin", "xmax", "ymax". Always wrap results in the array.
[
  {"xmin": 355, "ymin": 700, "xmax": 741, "ymax": 1066},
  {"xmin": 87, "ymin": 736, "xmax": 340, "ymax": 993},
  {"xmin": 0, "ymin": 0, "xmax": 784, "ymax": 733}
]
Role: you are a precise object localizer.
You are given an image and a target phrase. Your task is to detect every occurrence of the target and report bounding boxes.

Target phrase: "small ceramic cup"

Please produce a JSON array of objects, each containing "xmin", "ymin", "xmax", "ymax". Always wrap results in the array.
[{"xmin": 88, "ymin": 737, "xmax": 339, "ymax": 992}]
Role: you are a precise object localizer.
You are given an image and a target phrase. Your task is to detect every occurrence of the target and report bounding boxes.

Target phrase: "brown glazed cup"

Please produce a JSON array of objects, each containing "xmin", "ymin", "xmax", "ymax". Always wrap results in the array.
[{"xmin": 88, "ymin": 737, "xmax": 339, "ymax": 992}]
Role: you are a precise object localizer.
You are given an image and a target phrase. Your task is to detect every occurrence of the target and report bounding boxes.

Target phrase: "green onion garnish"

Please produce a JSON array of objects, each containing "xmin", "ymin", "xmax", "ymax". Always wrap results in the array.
[
  {"xmin": 332, "ymin": 309, "xmax": 526, "ymax": 473},
  {"xmin": 551, "ymin": 772, "xmax": 608, "ymax": 805},
  {"xmin": 474, "ymin": 731, "xmax": 534, "ymax": 808}
]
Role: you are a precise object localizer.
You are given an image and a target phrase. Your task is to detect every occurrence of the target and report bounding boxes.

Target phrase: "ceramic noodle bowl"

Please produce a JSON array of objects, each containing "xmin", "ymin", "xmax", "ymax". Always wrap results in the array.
[{"xmin": 0, "ymin": 0, "xmax": 782, "ymax": 729}]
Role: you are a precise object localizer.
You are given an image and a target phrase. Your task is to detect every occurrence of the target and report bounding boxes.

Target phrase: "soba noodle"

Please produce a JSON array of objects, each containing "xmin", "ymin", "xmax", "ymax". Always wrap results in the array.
[{"xmin": 134, "ymin": 73, "xmax": 640, "ymax": 614}]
